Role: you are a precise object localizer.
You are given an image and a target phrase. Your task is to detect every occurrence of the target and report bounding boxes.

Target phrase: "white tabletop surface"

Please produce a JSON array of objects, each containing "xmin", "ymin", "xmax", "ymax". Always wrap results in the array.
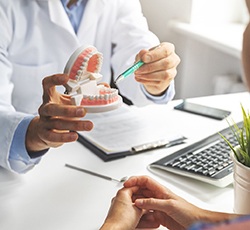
[{"xmin": 1, "ymin": 92, "xmax": 249, "ymax": 230}]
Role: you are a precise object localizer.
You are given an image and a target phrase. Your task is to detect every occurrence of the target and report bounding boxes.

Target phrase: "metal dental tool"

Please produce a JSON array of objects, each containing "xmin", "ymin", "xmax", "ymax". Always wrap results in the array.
[{"xmin": 65, "ymin": 163, "xmax": 128, "ymax": 183}]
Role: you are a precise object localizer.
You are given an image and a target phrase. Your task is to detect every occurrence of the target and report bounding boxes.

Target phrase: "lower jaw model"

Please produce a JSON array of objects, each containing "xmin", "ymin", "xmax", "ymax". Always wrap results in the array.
[{"xmin": 63, "ymin": 45, "xmax": 122, "ymax": 113}]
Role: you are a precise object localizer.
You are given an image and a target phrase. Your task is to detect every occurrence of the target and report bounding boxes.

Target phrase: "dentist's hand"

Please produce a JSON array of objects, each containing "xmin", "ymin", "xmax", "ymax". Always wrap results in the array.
[
  {"xmin": 135, "ymin": 42, "xmax": 180, "ymax": 96},
  {"xmin": 26, "ymin": 74, "xmax": 93, "ymax": 154}
]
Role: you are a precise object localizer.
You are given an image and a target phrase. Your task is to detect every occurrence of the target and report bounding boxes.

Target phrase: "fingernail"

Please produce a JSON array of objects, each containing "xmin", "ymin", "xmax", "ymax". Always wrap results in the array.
[
  {"xmin": 135, "ymin": 199, "xmax": 143, "ymax": 207},
  {"xmin": 85, "ymin": 121, "xmax": 93, "ymax": 131},
  {"xmin": 144, "ymin": 55, "xmax": 151, "ymax": 62},
  {"xmin": 76, "ymin": 107, "xmax": 85, "ymax": 117},
  {"xmin": 61, "ymin": 74, "xmax": 69, "ymax": 83}
]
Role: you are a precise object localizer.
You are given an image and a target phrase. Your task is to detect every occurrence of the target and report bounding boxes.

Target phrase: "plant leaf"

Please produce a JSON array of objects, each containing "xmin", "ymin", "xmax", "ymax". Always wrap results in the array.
[{"xmin": 219, "ymin": 104, "xmax": 250, "ymax": 167}]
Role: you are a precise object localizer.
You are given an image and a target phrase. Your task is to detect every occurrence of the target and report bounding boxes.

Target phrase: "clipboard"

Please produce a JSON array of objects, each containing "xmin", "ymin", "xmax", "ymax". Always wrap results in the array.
[
  {"xmin": 77, "ymin": 105, "xmax": 186, "ymax": 161},
  {"xmin": 77, "ymin": 134, "xmax": 130, "ymax": 161},
  {"xmin": 77, "ymin": 132, "xmax": 186, "ymax": 162}
]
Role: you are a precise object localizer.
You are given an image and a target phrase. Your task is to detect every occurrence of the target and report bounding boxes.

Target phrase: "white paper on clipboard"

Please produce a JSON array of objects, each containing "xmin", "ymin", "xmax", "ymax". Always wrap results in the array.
[{"xmin": 79, "ymin": 104, "xmax": 185, "ymax": 155}]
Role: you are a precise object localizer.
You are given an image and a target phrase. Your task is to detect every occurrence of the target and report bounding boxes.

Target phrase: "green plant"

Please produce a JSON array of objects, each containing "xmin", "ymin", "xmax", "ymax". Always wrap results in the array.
[{"xmin": 220, "ymin": 104, "xmax": 250, "ymax": 167}]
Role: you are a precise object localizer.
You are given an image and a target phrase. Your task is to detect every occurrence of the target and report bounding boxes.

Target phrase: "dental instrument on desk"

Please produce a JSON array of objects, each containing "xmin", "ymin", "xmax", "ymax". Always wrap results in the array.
[{"xmin": 65, "ymin": 164, "xmax": 128, "ymax": 183}]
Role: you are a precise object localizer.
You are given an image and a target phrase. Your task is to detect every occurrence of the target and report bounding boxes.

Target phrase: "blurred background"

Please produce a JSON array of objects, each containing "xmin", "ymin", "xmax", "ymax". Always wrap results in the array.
[{"xmin": 139, "ymin": 0, "xmax": 248, "ymax": 99}]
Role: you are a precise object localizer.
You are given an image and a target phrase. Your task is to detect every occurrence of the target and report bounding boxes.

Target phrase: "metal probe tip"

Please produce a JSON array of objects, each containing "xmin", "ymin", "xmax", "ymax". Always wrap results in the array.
[{"xmin": 114, "ymin": 75, "xmax": 124, "ymax": 85}]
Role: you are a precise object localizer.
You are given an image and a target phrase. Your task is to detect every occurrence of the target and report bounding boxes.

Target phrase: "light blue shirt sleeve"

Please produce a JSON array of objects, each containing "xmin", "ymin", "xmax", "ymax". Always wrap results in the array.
[
  {"xmin": 9, "ymin": 116, "xmax": 42, "ymax": 174},
  {"xmin": 140, "ymin": 81, "xmax": 175, "ymax": 104}
]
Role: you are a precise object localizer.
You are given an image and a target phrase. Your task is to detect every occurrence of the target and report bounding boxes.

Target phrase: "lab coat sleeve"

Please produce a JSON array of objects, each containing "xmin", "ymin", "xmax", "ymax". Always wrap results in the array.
[
  {"xmin": 110, "ymin": 0, "xmax": 175, "ymax": 106},
  {"xmin": 0, "ymin": 110, "xmax": 31, "ymax": 172},
  {"xmin": 0, "ymin": 2, "xmax": 35, "ymax": 172},
  {"xmin": 9, "ymin": 116, "xmax": 43, "ymax": 174}
]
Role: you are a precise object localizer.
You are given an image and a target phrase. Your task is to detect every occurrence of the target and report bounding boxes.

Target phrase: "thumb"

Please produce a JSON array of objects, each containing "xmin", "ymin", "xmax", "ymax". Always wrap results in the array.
[
  {"xmin": 135, "ymin": 198, "xmax": 169, "ymax": 213},
  {"xmin": 42, "ymin": 74, "xmax": 68, "ymax": 103}
]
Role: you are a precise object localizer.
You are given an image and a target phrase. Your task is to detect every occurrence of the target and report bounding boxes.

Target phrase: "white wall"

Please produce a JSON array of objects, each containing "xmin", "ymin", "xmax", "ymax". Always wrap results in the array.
[
  {"xmin": 140, "ymin": 0, "xmax": 192, "ymax": 40},
  {"xmin": 190, "ymin": 0, "xmax": 246, "ymax": 24},
  {"xmin": 140, "ymin": 0, "xmax": 247, "ymax": 99}
]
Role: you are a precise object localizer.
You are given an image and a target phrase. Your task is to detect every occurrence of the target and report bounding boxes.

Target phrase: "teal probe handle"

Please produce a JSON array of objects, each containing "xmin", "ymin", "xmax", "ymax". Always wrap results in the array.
[{"xmin": 122, "ymin": 60, "xmax": 144, "ymax": 78}]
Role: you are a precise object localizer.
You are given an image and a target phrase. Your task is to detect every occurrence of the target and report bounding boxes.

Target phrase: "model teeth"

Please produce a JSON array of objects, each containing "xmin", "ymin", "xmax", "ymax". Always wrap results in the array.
[
  {"xmin": 65, "ymin": 46, "xmax": 120, "ymax": 107},
  {"xmin": 79, "ymin": 88, "xmax": 119, "ymax": 105}
]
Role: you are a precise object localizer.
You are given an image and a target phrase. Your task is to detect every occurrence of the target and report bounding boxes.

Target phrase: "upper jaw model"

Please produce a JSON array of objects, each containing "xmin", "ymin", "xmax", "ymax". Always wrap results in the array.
[{"xmin": 64, "ymin": 45, "xmax": 122, "ymax": 113}]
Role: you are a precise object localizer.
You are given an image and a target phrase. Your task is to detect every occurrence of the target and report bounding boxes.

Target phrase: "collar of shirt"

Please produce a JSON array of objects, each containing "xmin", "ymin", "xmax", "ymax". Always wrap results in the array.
[
  {"xmin": 61, "ymin": 0, "xmax": 83, "ymax": 9},
  {"xmin": 60, "ymin": 0, "xmax": 88, "ymax": 33}
]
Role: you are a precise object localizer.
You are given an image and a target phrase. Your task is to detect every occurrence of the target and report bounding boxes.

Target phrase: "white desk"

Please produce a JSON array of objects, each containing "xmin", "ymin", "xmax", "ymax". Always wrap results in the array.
[{"xmin": 1, "ymin": 92, "xmax": 249, "ymax": 230}]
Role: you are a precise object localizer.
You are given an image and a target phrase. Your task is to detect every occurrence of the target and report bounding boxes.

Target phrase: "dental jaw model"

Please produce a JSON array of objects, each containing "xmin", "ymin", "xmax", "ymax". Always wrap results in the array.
[{"xmin": 64, "ymin": 45, "xmax": 122, "ymax": 113}]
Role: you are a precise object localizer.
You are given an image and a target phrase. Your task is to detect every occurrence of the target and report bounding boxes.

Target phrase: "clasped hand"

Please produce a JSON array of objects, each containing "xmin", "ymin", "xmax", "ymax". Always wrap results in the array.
[{"xmin": 101, "ymin": 176, "xmax": 234, "ymax": 230}]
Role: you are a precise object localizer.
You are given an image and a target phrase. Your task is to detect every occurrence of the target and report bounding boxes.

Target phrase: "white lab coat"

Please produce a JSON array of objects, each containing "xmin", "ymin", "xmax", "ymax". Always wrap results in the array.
[{"xmin": 0, "ymin": 0, "xmax": 165, "ymax": 171}]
